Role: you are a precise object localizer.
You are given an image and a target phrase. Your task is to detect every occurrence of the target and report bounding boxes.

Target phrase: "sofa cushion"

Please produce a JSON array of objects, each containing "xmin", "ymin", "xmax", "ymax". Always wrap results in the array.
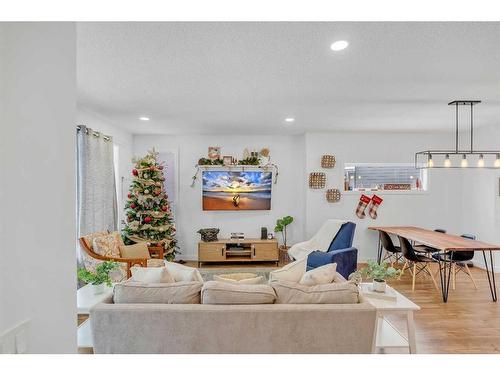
[
  {"xmin": 271, "ymin": 280, "xmax": 359, "ymax": 304},
  {"xmin": 113, "ymin": 281, "xmax": 202, "ymax": 304},
  {"xmin": 164, "ymin": 261, "xmax": 203, "ymax": 282},
  {"xmin": 299, "ymin": 263, "xmax": 337, "ymax": 286},
  {"xmin": 268, "ymin": 258, "xmax": 306, "ymax": 283},
  {"xmin": 130, "ymin": 266, "xmax": 175, "ymax": 283},
  {"xmin": 119, "ymin": 242, "xmax": 151, "ymax": 259},
  {"xmin": 213, "ymin": 273, "xmax": 264, "ymax": 285},
  {"xmin": 201, "ymin": 281, "xmax": 276, "ymax": 305}
]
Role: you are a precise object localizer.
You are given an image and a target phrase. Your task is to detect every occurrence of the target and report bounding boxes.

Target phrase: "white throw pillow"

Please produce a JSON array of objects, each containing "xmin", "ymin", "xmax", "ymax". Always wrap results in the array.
[
  {"xmin": 201, "ymin": 281, "xmax": 276, "ymax": 305},
  {"xmin": 130, "ymin": 266, "xmax": 174, "ymax": 283},
  {"xmin": 164, "ymin": 261, "xmax": 203, "ymax": 282},
  {"xmin": 271, "ymin": 280, "xmax": 359, "ymax": 304},
  {"xmin": 269, "ymin": 258, "xmax": 307, "ymax": 283},
  {"xmin": 213, "ymin": 273, "xmax": 264, "ymax": 285},
  {"xmin": 299, "ymin": 263, "xmax": 337, "ymax": 286}
]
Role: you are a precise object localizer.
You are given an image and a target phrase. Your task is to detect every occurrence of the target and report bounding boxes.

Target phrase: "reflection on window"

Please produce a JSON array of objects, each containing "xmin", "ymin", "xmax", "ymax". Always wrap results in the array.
[{"xmin": 344, "ymin": 164, "xmax": 427, "ymax": 191}]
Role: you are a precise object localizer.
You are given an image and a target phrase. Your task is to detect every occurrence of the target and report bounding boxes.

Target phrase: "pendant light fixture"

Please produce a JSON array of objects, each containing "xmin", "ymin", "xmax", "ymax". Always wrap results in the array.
[{"xmin": 415, "ymin": 100, "xmax": 500, "ymax": 169}]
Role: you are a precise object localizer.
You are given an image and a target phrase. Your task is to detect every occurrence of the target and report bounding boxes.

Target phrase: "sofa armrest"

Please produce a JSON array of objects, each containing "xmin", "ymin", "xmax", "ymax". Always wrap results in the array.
[{"xmin": 307, "ymin": 247, "xmax": 358, "ymax": 280}]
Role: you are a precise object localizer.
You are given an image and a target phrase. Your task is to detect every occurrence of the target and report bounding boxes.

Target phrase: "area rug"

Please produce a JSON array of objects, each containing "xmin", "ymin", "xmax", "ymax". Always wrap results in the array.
[{"xmin": 199, "ymin": 267, "xmax": 277, "ymax": 282}]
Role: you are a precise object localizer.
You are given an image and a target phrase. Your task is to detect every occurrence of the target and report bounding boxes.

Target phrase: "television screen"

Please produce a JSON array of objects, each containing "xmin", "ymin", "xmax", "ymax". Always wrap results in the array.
[{"xmin": 202, "ymin": 171, "xmax": 272, "ymax": 210}]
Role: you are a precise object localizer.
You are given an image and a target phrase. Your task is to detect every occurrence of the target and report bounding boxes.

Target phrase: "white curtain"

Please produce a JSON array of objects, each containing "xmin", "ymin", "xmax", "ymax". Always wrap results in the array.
[{"xmin": 76, "ymin": 125, "xmax": 117, "ymax": 243}]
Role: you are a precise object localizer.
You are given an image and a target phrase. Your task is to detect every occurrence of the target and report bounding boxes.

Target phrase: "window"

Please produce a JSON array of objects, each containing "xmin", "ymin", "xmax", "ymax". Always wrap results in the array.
[{"xmin": 344, "ymin": 163, "xmax": 427, "ymax": 192}]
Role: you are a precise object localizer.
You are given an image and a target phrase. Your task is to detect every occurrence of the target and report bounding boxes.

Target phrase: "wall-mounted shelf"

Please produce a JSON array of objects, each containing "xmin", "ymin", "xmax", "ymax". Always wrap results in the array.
[{"xmin": 191, "ymin": 163, "xmax": 279, "ymax": 186}]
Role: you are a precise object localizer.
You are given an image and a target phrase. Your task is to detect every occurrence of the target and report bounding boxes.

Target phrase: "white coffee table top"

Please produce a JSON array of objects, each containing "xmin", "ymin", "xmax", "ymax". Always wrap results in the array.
[
  {"xmin": 77, "ymin": 284, "xmax": 114, "ymax": 314},
  {"xmin": 360, "ymin": 283, "xmax": 420, "ymax": 312}
]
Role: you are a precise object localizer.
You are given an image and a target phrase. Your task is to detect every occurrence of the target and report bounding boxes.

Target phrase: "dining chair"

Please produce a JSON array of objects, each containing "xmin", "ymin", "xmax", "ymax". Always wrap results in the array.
[
  {"xmin": 398, "ymin": 236, "xmax": 439, "ymax": 291},
  {"xmin": 432, "ymin": 234, "xmax": 478, "ymax": 290},
  {"xmin": 379, "ymin": 231, "xmax": 404, "ymax": 267}
]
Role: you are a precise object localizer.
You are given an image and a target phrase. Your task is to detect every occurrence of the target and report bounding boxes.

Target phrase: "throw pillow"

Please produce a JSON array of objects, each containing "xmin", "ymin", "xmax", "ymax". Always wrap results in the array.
[
  {"xmin": 130, "ymin": 266, "xmax": 175, "ymax": 283},
  {"xmin": 213, "ymin": 273, "xmax": 264, "ymax": 285},
  {"xmin": 299, "ymin": 263, "xmax": 337, "ymax": 286},
  {"xmin": 92, "ymin": 232, "xmax": 122, "ymax": 258},
  {"xmin": 271, "ymin": 280, "xmax": 359, "ymax": 304},
  {"xmin": 201, "ymin": 281, "xmax": 276, "ymax": 305},
  {"xmin": 113, "ymin": 281, "xmax": 202, "ymax": 304},
  {"xmin": 119, "ymin": 243, "xmax": 151, "ymax": 259},
  {"xmin": 82, "ymin": 231, "xmax": 108, "ymax": 250},
  {"xmin": 165, "ymin": 261, "xmax": 204, "ymax": 282},
  {"xmin": 268, "ymin": 258, "xmax": 307, "ymax": 283}
]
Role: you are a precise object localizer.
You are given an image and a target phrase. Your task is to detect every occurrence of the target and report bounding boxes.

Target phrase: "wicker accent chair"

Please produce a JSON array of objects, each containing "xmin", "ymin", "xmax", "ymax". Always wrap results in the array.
[{"xmin": 79, "ymin": 236, "xmax": 164, "ymax": 278}]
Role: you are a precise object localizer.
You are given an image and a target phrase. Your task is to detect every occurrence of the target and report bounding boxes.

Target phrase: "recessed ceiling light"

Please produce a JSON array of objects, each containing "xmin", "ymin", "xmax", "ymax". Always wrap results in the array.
[
  {"xmin": 330, "ymin": 40, "xmax": 349, "ymax": 51},
  {"xmin": 285, "ymin": 118, "xmax": 295, "ymax": 123},
  {"xmin": 139, "ymin": 116, "xmax": 150, "ymax": 121}
]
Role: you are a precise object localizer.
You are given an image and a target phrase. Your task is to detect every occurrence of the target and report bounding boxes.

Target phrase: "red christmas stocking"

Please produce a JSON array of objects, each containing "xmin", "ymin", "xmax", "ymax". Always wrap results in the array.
[
  {"xmin": 356, "ymin": 194, "xmax": 372, "ymax": 219},
  {"xmin": 368, "ymin": 195, "xmax": 383, "ymax": 219}
]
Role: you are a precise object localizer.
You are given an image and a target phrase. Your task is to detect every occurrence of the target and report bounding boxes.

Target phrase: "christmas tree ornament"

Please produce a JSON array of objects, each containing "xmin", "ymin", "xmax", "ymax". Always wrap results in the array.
[
  {"xmin": 144, "ymin": 216, "xmax": 152, "ymax": 224},
  {"xmin": 127, "ymin": 192, "xmax": 132, "ymax": 198},
  {"xmin": 144, "ymin": 189, "xmax": 150, "ymax": 194},
  {"xmin": 368, "ymin": 195, "xmax": 383, "ymax": 220},
  {"xmin": 132, "ymin": 169, "xmax": 138, "ymax": 176},
  {"xmin": 355, "ymin": 194, "xmax": 372, "ymax": 219},
  {"xmin": 130, "ymin": 203, "xmax": 136, "ymax": 209}
]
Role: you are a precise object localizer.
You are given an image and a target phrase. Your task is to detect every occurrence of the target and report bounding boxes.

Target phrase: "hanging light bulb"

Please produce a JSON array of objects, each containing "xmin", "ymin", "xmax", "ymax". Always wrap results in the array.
[
  {"xmin": 477, "ymin": 154, "xmax": 485, "ymax": 168},
  {"xmin": 444, "ymin": 154, "xmax": 451, "ymax": 167},
  {"xmin": 495, "ymin": 154, "xmax": 500, "ymax": 168},
  {"xmin": 427, "ymin": 154, "xmax": 434, "ymax": 168},
  {"xmin": 461, "ymin": 154, "xmax": 468, "ymax": 168}
]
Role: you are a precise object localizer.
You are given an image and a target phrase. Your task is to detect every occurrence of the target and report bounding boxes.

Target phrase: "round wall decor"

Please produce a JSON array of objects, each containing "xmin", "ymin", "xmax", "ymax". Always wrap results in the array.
[{"xmin": 326, "ymin": 188, "xmax": 341, "ymax": 202}]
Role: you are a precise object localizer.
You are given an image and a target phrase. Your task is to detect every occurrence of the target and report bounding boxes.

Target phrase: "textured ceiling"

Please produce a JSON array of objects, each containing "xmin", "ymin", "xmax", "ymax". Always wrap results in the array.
[{"xmin": 77, "ymin": 22, "xmax": 500, "ymax": 135}]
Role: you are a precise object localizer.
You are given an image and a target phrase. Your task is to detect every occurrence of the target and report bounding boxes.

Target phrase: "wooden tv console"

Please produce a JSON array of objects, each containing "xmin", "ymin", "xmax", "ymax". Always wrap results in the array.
[{"xmin": 198, "ymin": 238, "xmax": 279, "ymax": 267}]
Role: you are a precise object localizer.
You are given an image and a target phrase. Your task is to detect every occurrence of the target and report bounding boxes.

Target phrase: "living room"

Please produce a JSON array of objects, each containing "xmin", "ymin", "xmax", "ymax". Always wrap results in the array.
[{"xmin": 2, "ymin": 1, "xmax": 500, "ymax": 370}]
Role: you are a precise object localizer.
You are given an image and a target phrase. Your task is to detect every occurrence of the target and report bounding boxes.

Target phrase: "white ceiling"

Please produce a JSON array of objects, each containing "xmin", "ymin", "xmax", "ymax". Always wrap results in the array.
[{"xmin": 77, "ymin": 22, "xmax": 500, "ymax": 135}]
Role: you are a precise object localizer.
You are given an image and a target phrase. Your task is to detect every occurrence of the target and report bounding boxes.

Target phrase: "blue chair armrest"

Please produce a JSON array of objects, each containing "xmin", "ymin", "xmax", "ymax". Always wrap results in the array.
[{"xmin": 307, "ymin": 247, "xmax": 358, "ymax": 280}]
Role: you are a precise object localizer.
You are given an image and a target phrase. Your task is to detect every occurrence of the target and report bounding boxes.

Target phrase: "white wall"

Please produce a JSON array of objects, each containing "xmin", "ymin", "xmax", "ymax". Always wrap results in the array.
[
  {"xmin": 460, "ymin": 124, "xmax": 500, "ymax": 271},
  {"xmin": 76, "ymin": 106, "xmax": 134, "ymax": 227},
  {"xmin": 133, "ymin": 135, "xmax": 306, "ymax": 260},
  {"xmin": 305, "ymin": 132, "xmax": 463, "ymax": 261},
  {"xmin": 0, "ymin": 23, "xmax": 76, "ymax": 353}
]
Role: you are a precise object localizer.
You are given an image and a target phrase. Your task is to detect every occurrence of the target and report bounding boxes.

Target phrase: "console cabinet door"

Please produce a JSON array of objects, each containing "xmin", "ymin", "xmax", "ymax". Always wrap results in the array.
[
  {"xmin": 199, "ymin": 243, "xmax": 226, "ymax": 261},
  {"xmin": 252, "ymin": 243, "xmax": 278, "ymax": 261}
]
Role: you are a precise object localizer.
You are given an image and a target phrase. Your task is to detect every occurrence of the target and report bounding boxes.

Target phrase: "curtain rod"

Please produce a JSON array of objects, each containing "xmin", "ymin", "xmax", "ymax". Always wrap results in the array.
[{"xmin": 76, "ymin": 124, "xmax": 112, "ymax": 142}]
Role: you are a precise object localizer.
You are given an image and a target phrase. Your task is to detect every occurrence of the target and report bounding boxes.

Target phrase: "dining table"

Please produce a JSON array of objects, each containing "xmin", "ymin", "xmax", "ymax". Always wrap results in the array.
[{"xmin": 368, "ymin": 226, "xmax": 500, "ymax": 303}]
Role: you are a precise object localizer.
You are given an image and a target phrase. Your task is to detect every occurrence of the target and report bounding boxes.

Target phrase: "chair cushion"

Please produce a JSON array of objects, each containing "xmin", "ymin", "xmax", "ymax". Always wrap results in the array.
[
  {"xmin": 299, "ymin": 263, "xmax": 337, "ymax": 286},
  {"xmin": 113, "ymin": 281, "xmax": 202, "ymax": 304},
  {"xmin": 130, "ymin": 266, "xmax": 175, "ymax": 283},
  {"xmin": 92, "ymin": 232, "xmax": 123, "ymax": 258},
  {"xmin": 164, "ymin": 261, "xmax": 204, "ymax": 282},
  {"xmin": 271, "ymin": 280, "xmax": 359, "ymax": 304},
  {"xmin": 119, "ymin": 243, "xmax": 151, "ymax": 259},
  {"xmin": 82, "ymin": 231, "xmax": 109, "ymax": 250},
  {"xmin": 213, "ymin": 273, "xmax": 264, "ymax": 284},
  {"xmin": 269, "ymin": 258, "xmax": 307, "ymax": 283},
  {"xmin": 201, "ymin": 281, "xmax": 276, "ymax": 305}
]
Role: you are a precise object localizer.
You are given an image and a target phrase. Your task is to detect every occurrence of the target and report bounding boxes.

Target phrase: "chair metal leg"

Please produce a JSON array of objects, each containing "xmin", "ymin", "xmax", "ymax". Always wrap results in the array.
[{"xmin": 464, "ymin": 264, "xmax": 478, "ymax": 290}]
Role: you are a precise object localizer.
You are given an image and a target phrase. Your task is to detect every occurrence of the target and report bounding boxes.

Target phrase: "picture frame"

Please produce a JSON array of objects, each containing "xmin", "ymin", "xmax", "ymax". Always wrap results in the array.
[
  {"xmin": 208, "ymin": 146, "xmax": 221, "ymax": 160},
  {"xmin": 223, "ymin": 155, "xmax": 233, "ymax": 166}
]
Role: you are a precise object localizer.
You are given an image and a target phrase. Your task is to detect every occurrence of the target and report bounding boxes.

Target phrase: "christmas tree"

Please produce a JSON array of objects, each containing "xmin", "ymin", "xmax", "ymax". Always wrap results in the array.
[{"xmin": 123, "ymin": 149, "xmax": 179, "ymax": 261}]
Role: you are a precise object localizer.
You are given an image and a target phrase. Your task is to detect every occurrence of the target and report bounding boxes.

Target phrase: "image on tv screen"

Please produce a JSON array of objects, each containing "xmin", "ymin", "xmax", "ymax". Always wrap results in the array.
[{"xmin": 202, "ymin": 171, "xmax": 272, "ymax": 211}]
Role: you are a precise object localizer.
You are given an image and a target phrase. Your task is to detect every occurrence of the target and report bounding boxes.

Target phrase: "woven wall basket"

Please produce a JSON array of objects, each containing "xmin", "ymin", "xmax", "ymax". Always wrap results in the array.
[
  {"xmin": 321, "ymin": 155, "xmax": 336, "ymax": 168},
  {"xmin": 309, "ymin": 172, "xmax": 326, "ymax": 189},
  {"xmin": 326, "ymin": 188, "xmax": 341, "ymax": 203}
]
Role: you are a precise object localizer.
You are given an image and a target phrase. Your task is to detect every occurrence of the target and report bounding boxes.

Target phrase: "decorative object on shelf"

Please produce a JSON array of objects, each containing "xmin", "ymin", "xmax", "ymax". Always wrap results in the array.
[
  {"xmin": 309, "ymin": 172, "xmax": 326, "ymax": 189},
  {"xmin": 383, "ymin": 183, "xmax": 411, "ymax": 190},
  {"xmin": 261, "ymin": 227, "xmax": 268, "ymax": 240},
  {"xmin": 321, "ymin": 154, "xmax": 336, "ymax": 168},
  {"xmin": 77, "ymin": 261, "xmax": 119, "ymax": 295},
  {"xmin": 326, "ymin": 188, "xmax": 341, "ymax": 203},
  {"xmin": 274, "ymin": 215, "xmax": 294, "ymax": 247},
  {"xmin": 267, "ymin": 233, "xmax": 274, "ymax": 240},
  {"xmin": 191, "ymin": 162, "xmax": 280, "ymax": 187},
  {"xmin": 123, "ymin": 149, "xmax": 179, "ymax": 261},
  {"xmin": 278, "ymin": 245, "xmax": 292, "ymax": 266},
  {"xmin": 208, "ymin": 146, "xmax": 221, "ymax": 160},
  {"xmin": 197, "ymin": 228, "xmax": 220, "ymax": 242},
  {"xmin": 223, "ymin": 155, "xmax": 233, "ymax": 166},
  {"xmin": 238, "ymin": 156, "xmax": 260, "ymax": 165},
  {"xmin": 368, "ymin": 195, "xmax": 383, "ymax": 220},
  {"xmin": 230, "ymin": 232, "xmax": 245, "ymax": 239},
  {"xmin": 416, "ymin": 100, "xmax": 500, "ymax": 169},
  {"xmin": 243, "ymin": 148, "xmax": 251, "ymax": 159},
  {"xmin": 357, "ymin": 260, "xmax": 402, "ymax": 293},
  {"xmin": 355, "ymin": 194, "xmax": 372, "ymax": 219},
  {"xmin": 260, "ymin": 147, "xmax": 270, "ymax": 160}
]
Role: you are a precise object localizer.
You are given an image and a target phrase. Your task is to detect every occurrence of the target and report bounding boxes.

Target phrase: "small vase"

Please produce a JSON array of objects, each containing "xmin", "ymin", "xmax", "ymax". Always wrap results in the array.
[
  {"xmin": 372, "ymin": 279, "xmax": 387, "ymax": 293},
  {"xmin": 92, "ymin": 284, "xmax": 105, "ymax": 295}
]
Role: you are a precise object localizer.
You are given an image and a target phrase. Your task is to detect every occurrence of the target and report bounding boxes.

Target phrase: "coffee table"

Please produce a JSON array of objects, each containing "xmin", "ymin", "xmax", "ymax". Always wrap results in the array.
[
  {"xmin": 360, "ymin": 283, "xmax": 420, "ymax": 354},
  {"xmin": 77, "ymin": 284, "xmax": 114, "ymax": 350}
]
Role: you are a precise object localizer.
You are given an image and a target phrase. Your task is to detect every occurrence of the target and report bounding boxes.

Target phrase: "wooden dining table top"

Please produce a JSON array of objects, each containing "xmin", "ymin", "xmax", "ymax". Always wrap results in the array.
[{"xmin": 368, "ymin": 226, "xmax": 500, "ymax": 252}]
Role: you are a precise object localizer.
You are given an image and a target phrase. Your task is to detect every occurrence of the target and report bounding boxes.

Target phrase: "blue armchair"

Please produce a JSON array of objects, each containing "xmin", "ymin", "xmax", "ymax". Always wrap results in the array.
[{"xmin": 306, "ymin": 222, "xmax": 357, "ymax": 279}]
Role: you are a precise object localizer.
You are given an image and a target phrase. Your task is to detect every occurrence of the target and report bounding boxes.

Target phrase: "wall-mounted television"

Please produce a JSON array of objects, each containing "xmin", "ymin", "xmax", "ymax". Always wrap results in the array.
[{"xmin": 202, "ymin": 170, "xmax": 272, "ymax": 211}]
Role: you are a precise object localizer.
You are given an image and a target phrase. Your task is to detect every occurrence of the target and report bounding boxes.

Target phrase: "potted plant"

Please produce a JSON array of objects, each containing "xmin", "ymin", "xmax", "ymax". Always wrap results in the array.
[
  {"xmin": 274, "ymin": 215, "xmax": 294, "ymax": 248},
  {"xmin": 77, "ymin": 261, "xmax": 119, "ymax": 295},
  {"xmin": 359, "ymin": 260, "xmax": 402, "ymax": 293}
]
